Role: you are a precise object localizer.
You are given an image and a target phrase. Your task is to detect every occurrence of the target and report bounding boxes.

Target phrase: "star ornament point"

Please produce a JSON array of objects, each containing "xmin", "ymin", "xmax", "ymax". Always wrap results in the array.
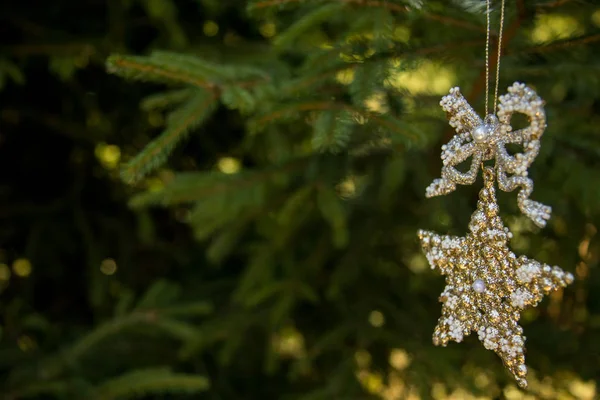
[{"xmin": 418, "ymin": 168, "xmax": 574, "ymax": 388}]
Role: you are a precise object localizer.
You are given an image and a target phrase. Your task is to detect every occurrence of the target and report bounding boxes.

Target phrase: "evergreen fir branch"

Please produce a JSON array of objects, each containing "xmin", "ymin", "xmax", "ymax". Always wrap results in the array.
[
  {"xmin": 158, "ymin": 302, "xmax": 214, "ymax": 317},
  {"xmin": 370, "ymin": 113, "xmax": 422, "ymax": 144},
  {"xmin": 140, "ymin": 88, "xmax": 194, "ymax": 111},
  {"xmin": 149, "ymin": 51, "xmax": 271, "ymax": 83},
  {"xmin": 206, "ymin": 216, "xmax": 253, "ymax": 264},
  {"xmin": 250, "ymin": 0, "xmax": 409, "ymax": 13},
  {"xmin": 316, "ymin": 184, "xmax": 348, "ymax": 248},
  {"xmin": 221, "ymin": 85, "xmax": 258, "ymax": 113},
  {"xmin": 273, "ymin": 4, "xmax": 346, "ymax": 48},
  {"xmin": 424, "ymin": 12, "xmax": 486, "ymax": 33},
  {"xmin": 6, "ymin": 381, "xmax": 71, "ymax": 399},
  {"xmin": 106, "ymin": 55, "xmax": 217, "ymax": 89},
  {"xmin": 178, "ymin": 311, "xmax": 258, "ymax": 360},
  {"xmin": 150, "ymin": 318, "xmax": 199, "ymax": 342},
  {"xmin": 65, "ymin": 314, "xmax": 146, "ymax": 362},
  {"xmin": 280, "ymin": 69, "xmax": 342, "ymax": 96},
  {"xmin": 251, "ymin": 0, "xmax": 484, "ymax": 32},
  {"xmin": 252, "ymin": 101, "xmax": 349, "ymax": 124},
  {"xmin": 349, "ymin": 62, "xmax": 387, "ymax": 106},
  {"xmin": 95, "ymin": 368, "xmax": 209, "ymax": 399},
  {"xmin": 120, "ymin": 91, "xmax": 217, "ymax": 183},
  {"xmin": 65, "ymin": 311, "xmax": 205, "ymax": 364},
  {"xmin": 0, "ymin": 58, "xmax": 25, "ymax": 90},
  {"xmin": 277, "ymin": 185, "xmax": 315, "ymax": 225},
  {"xmin": 537, "ymin": 0, "xmax": 575, "ymax": 8},
  {"xmin": 516, "ymin": 33, "xmax": 600, "ymax": 55},
  {"xmin": 135, "ymin": 279, "xmax": 182, "ymax": 309},
  {"xmin": 253, "ymin": 101, "xmax": 420, "ymax": 142},
  {"xmin": 312, "ymin": 110, "xmax": 353, "ymax": 153},
  {"xmin": 130, "ymin": 160, "xmax": 307, "ymax": 207}
]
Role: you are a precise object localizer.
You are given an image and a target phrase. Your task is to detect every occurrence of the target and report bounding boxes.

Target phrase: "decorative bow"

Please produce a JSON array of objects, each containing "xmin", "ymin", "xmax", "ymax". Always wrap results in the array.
[{"xmin": 426, "ymin": 82, "xmax": 551, "ymax": 227}]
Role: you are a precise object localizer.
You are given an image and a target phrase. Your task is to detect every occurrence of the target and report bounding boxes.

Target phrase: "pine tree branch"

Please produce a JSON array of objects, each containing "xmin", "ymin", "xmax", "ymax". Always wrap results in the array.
[
  {"xmin": 121, "ymin": 93, "xmax": 217, "ymax": 183},
  {"xmin": 96, "ymin": 369, "xmax": 210, "ymax": 399},
  {"xmin": 516, "ymin": 33, "xmax": 600, "ymax": 55},
  {"xmin": 133, "ymin": 159, "xmax": 309, "ymax": 206},
  {"xmin": 285, "ymin": 39, "xmax": 484, "ymax": 95},
  {"xmin": 2, "ymin": 43, "xmax": 95, "ymax": 57},
  {"xmin": 65, "ymin": 312, "xmax": 152, "ymax": 363},
  {"xmin": 252, "ymin": 0, "xmax": 485, "ymax": 32},
  {"xmin": 537, "ymin": 0, "xmax": 574, "ymax": 8},
  {"xmin": 107, "ymin": 56, "xmax": 219, "ymax": 90},
  {"xmin": 252, "ymin": 0, "xmax": 407, "ymax": 12},
  {"xmin": 423, "ymin": 13, "xmax": 486, "ymax": 34},
  {"xmin": 254, "ymin": 101, "xmax": 418, "ymax": 141}
]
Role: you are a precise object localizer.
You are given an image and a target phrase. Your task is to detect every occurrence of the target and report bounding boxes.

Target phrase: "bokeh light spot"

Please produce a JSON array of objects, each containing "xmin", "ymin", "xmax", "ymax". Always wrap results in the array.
[
  {"xmin": 100, "ymin": 258, "xmax": 117, "ymax": 275},
  {"xmin": 217, "ymin": 157, "xmax": 241, "ymax": 174},
  {"xmin": 389, "ymin": 60, "xmax": 455, "ymax": 95},
  {"xmin": 530, "ymin": 14, "xmax": 583, "ymax": 44},
  {"xmin": 203, "ymin": 21, "xmax": 219, "ymax": 37},
  {"xmin": 259, "ymin": 22, "xmax": 276, "ymax": 38},
  {"xmin": 593, "ymin": 9, "xmax": 600, "ymax": 27},
  {"xmin": 368, "ymin": 310, "xmax": 385, "ymax": 327},
  {"xmin": 95, "ymin": 143, "xmax": 121, "ymax": 169},
  {"xmin": 335, "ymin": 69, "xmax": 354, "ymax": 85},
  {"xmin": 17, "ymin": 335, "xmax": 36, "ymax": 352},
  {"xmin": 13, "ymin": 258, "xmax": 32, "ymax": 277},
  {"xmin": 389, "ymin": 348, "xmax": 411, "ymax": 370}
]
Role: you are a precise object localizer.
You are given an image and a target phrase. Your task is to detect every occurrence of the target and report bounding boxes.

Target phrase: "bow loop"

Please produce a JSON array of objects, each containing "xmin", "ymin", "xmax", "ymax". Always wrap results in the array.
[{"xmin": 496, "ymin": 82, "xmax": 546, "ymax": 176}]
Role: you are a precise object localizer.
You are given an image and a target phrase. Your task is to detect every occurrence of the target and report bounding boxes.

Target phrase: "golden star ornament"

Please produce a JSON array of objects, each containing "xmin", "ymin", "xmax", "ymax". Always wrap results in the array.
[{"xmin": 418, "ymin": 167, "xmax": 574, "ymax": 388}]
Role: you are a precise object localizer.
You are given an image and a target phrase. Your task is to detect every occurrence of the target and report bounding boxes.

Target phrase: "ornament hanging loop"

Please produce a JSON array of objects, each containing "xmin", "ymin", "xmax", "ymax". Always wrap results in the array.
[{"xmin": 485, "ymin": 0, "xmax": 507, "ymax": 116}]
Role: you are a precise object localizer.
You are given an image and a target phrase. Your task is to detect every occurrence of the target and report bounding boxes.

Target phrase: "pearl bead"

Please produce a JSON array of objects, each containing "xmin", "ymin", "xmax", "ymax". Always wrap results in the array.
[
  {"xmin": 472, "ymin": 125, "xmax": 488, "ymax": 142},
  {"xmin": 472, "ymin": 279, "xmax": 486, "ymax": 293},
  {"xmin": 518, "ymin": 365, "xmax": 527, "ymax": 374}
]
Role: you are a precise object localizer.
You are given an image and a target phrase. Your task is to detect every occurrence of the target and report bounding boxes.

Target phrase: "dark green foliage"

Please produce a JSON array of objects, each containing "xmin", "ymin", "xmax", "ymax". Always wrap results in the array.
[{"xmin": 2, "ymin": 0, "xmax": 600, "ymax": 399}]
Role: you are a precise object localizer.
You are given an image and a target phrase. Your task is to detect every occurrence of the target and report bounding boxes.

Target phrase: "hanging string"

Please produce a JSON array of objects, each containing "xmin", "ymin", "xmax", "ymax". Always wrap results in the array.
[
  {"xmin": 485, "ymin": 0, "xmax": 491, "ymax": 116},
  {"xmin": 485, "ymin": 0, "xmax": 507, "ymax": 116},
  {"xmin": 493, "ymin": 0, "xmax": 506, "ymax": 112}
]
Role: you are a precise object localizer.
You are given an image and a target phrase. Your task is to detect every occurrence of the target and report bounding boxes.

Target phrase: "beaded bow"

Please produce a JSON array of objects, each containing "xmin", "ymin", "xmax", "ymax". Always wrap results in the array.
[{"xmin": 425, "ymin": 82, "xmax": 551, "ymax": 227}]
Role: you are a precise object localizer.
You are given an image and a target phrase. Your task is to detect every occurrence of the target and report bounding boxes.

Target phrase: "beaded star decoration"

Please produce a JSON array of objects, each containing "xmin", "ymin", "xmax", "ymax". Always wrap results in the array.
[
  {"xmin": 426, "ymin": 82, "xmax": 551, "ymax": 228},
  {"xmin": 419, "ymin": 167, "xmax": 574, "ymax": 388}
]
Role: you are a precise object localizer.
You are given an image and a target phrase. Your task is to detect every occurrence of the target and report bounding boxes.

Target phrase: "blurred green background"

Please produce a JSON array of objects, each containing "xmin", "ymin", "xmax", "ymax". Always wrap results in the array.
[{"xmin": 1, "ymin": 0, "xmax": 599, "ymax": 399}]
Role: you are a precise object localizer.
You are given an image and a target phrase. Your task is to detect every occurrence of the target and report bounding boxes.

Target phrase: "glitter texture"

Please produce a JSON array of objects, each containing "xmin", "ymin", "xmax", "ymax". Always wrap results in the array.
[
  {"xmin": 418, "ymin": 167, "xmax": 574, "ymax": 388},
  {"xmin": 426, "ymin": 82, "xmax": 551, "ymax": 227}
]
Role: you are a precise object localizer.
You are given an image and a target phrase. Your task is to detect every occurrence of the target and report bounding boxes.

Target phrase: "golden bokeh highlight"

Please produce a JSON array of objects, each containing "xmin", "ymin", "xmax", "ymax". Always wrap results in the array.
[
  {"xmin": 592, "ymin": 9, "xmax": 600, "ymax": 27},
  {"xmin": 259, "ymin": 22, "xmax": 276, "ymax": 38},
  {"xmin": 100, "ymin": 258, "xmax": 118, "ymax": 275},
  {"xmin": 530, "ymin": 14, "xmax": 583, "ymax": 44},
  {"xmin": 203, "ymin": 21, "xmax": 219, "ymax": 37},
  {"xmin": 389, "ymin": 348, "xmax": 411, "ymax": 370},
  {"xmin": 337, "ymin": 176, "xmax": 357, "ymax": 198},
  {"xmin": 368, "ymin": 310, "xmax": 385, "ymax": 327},
  {"xmin": 272, "ymin": 326, "xmax": 305, "ymax": 359},
  {"xmin": 17, "ymin": 335, "xmax": 36, "ymax": 352},
  {"xmin": 393, "ymin": 26, "xmax": 411, "ymax": 43},
  {"xmin": 389, "ymin": 60, "xmax": 455, "ymax": 95},
  {"xmin": 335, "ymin": 68, "xmax": 354, "ymax": 85},
  {"xmin": 217, "ymin": 157, "xmax": 241, "ymax": 174},
  {"xmin": 94, "ymin": 143, "xmax": 121, "ymax": 169},
  {"xmin": 364, "ymin": 92, "xmax": 389, "ymax": 114},
  {"xmin": 12, "ymin": 258, "xmax": 32, "ymax": 277}
]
